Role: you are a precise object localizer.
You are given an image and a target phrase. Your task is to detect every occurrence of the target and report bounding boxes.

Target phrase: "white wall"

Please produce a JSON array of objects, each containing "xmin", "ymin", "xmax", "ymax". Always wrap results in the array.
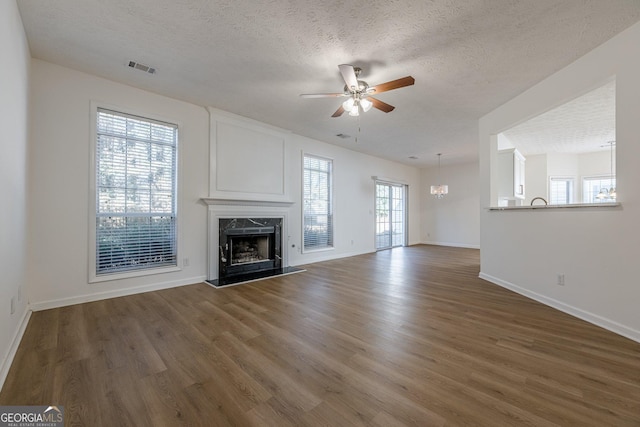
[
  {"xmin": 549, "ymin": 151, "xmax": 610, "ymax": 203},
  {"xmin": 28, "ymin": 59, "xmax": 211, "ymax": 309},
  {"xmin": 421, "ymin": 161, "xmax": 480, "ymax": 248},
  {"xmin": 480, "ymin": 22, "xmax": 640, "ymax": 342},
  {"xmin": 0, "ymin": 0, "xmax": 31, "ymax": 387},
  {"xmin": 203, "ymin": 108, "xmax": 422, "ymax": 277},
  {"xmin": 287, "ymin": 134, "xmax": 422, "ymax": 266},
  {"xmin": 547, "ymin": 153, "xmax": 580, "ymax": 178},
  {"xmin": 27, "ymin": 59, "xmax": 423, "ymax": 307},
  {"xmin": 523, "ymin": 154, "xmax": 547, "ymax": 205},
  {"xmin": 578, "ymin": 150, "xmax": 613, "ymax": 178},
  {"xmin": 523, "ymin": 152, "xmax": 612, "ymax": 204}
]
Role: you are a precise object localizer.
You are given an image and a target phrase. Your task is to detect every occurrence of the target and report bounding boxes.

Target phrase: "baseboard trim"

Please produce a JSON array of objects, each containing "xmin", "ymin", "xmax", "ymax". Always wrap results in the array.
[
  {"xmin": 421, "ymin": 241, "xmax": 480, "ymax": 249},
  {"xmin": 290, "ymin": 249, "xmax": 375, "ymax": 267},
  {"xmin": 0, "ymin": 307, "xmax": 31, "ymax": 392},
  {"xmin": 29, "ymin": 275, "xmax": 207, "ymax": 312},
  {"xmin": 479, "ymin": 272, "xmax": 640, "ymax": 344}
]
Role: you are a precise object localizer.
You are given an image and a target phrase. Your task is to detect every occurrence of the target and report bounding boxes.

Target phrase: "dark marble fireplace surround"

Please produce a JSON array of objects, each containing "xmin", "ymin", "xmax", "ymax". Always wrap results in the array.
[
  {"xmin": 220, "ymin": 217, "xmax": 282, "ymax": 275},
  {"xmin": 207, "ymin": 217, "xmax": 301, "ymax": 287}
]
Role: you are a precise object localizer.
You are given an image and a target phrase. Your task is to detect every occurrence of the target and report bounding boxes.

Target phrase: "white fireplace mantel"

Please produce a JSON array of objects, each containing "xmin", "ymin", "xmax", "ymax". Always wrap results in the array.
[
  {"xmin": 201, "ymin": 197, "xmax": 295, "ymax": 208},
  {"xmin": 202, "ymin": 197, "xmax": 294, "ymax": 281}
]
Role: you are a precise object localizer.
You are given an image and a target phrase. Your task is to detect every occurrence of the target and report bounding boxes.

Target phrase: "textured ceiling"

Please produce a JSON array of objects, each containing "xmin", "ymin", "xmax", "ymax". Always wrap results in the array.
[
  {"xmin": 16, "ymin": 0, "xmax": 640, "ymax": 167},
  {"xmin": 502, "ymin": 80, "xmax": 615, "ymax": 156}
]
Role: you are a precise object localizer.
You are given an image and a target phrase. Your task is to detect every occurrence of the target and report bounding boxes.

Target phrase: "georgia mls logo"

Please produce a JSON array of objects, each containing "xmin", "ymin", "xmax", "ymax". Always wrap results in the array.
[
  {"xmin": 0, "ymin": 405, "xmax": 64, "ymax": 427},
  {"xmin": 44, "ymin": 406, "xmax": 63, "ymax": 419}
]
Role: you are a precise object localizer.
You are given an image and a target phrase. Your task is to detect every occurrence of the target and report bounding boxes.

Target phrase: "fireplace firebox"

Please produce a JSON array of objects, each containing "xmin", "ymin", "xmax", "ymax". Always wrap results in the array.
[{"xmin": 218, "ymin": 218, "xmax": 282, "ymax": 283}]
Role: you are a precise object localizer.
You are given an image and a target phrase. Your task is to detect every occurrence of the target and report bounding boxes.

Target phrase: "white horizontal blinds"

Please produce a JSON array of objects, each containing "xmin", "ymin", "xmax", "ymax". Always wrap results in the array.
[
  {"xmin": 303, "ymin": 155, "xmax": 333, "ymax": 250},
  {"xmin": 549, "ymin": 178, "xmax": 573, "ymax": 204},
  {"xmin": 96, "ymin": 108, "xmax": 178, "ymax": 274}
]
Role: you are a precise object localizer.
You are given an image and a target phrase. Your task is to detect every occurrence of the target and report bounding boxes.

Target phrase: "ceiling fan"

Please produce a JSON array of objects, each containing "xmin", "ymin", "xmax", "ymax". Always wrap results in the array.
[{"xmin": 300, "ymin": 64, "xmax": 415, "ymax": 118}]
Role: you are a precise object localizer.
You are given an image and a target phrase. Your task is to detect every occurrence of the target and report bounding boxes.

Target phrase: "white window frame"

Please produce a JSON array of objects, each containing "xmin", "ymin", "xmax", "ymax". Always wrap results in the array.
[
  {"xmin": 549, "ymin": 176, "xmax": 575, "ymax": 205},
  {"xmin": 375, "ymin": 180, "xmax": 408, "ymax": 250},
  {"xmin": 582, "ymin": 175, "xmax": 616, "ymax": 204},
  {"xmin": 302, "ymin": 153, "xmax": 334, "ymax": 253},
  {"xmin": 89, "ymin": 102, "xmax": 182, "ymax": 283}
]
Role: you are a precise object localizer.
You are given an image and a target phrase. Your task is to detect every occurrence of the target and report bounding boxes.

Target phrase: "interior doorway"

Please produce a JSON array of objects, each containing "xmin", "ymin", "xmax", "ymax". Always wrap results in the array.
[{"xmin": 375, "ymin": 182, "xmax": 407, "ymax": 250}]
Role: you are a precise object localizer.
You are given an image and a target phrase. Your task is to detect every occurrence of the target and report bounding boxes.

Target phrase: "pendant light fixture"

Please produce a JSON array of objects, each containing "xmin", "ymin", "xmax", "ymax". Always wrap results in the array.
[
  {"xmin": 608, "ymin": 141, "xmax": 616, "ymax": 200},
  {"xmin": 430, "ymin": 153, "xmax": 448, "ymax": 199},
  {"xmin": 596, "ymin": 141, "xmax": 616, "ymax": 200}
]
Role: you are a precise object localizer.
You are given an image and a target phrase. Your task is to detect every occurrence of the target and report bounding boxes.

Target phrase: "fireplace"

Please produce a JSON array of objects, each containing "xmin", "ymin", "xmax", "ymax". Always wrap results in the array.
[
  {"xmin": 218, "ymin": 217, "xmax": 282, "ymax": 283},
  {"xmin": 202, "ymin": 198, "xmax": 304, "ymax": 287}
]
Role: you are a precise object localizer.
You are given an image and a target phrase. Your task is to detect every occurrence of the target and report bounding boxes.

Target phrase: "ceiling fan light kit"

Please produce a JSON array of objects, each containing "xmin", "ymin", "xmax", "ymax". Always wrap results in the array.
[
  {"xmin": 300, "ymin": 64, "xmax": 415, "ymax": 118},
  {"xmin": 360, "ymin": 98, "xmax": 372, "ymax": 112},
  {"xmin": 342, "ymin": 94, "xmax": 373, "ymax": 117},
  {"xmin": 342, "ymin": 98, "xmax": 355, "ymax": 111}
]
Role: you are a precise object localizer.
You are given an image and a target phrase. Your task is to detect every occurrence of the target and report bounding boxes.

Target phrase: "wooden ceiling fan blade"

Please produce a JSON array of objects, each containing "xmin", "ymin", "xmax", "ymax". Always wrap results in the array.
[
  {"xmin": 369, "ymin": 97, "xmax": 395, "ymax": 113},
  {"xmin": 370, "ymin": 76, "xmax": 415, "ymax": 94},
  {"xmin": 338, "ymin": 64, "xmax": 358, "ymax": 92},
  {"xmin": 300, "ymin": 92, "xmax": 347, "ymax": 98},
  {"xmin": 331, "ymin": 105, "xmax": 345, "ymax": 117}
]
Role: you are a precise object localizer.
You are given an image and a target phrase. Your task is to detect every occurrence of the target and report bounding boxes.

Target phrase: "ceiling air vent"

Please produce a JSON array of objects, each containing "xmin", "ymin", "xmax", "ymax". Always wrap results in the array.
[{"xmin": 128, "ymin": 60, "xmax": 156, "ymax": 74}]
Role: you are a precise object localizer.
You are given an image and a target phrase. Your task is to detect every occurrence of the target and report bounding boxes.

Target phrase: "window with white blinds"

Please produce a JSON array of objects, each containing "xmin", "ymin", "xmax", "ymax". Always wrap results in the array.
[
  {"xmin": 303, "ymin": 155, "xmax": 333, "ymax": 251},
  {"xmin": 549, "ymin": 177, "xmax": 574, "ymax": 205},
  {"xmin": 95, "ymin": 108, "xmax": 178, "ymax": 275}
]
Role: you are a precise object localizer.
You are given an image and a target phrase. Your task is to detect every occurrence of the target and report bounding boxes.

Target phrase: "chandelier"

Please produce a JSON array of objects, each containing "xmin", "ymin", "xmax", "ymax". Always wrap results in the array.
[{"xmin": 430, "ymin": 153, "xmax": 448, "ymax": 199}]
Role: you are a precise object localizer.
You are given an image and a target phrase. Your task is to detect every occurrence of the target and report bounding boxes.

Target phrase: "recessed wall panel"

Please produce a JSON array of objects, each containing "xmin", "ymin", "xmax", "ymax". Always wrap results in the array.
[{"xmin": 215, "ymin": 122, "xmax": 284, "ymax": 195}]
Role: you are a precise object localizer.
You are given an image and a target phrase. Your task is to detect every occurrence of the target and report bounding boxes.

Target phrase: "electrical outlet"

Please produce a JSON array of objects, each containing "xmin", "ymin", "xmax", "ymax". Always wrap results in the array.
[
  {"xmin": 183, "ymin": 257, "xmax": 190, "ymax": 267},
  {"xmin": 557, "ymin": 274, "xmax": 565, "ymax": 286},
  {"xmin": 10, "ymin": 297, "xmax": 15, "ymax": 314}
]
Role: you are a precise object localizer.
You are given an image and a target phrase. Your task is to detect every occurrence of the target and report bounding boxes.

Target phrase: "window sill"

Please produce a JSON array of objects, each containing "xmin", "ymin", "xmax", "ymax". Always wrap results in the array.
[
  {"xmin": 89, "ymin": 265, "xmax": 181, "ymax": 283},
  {"xmin": 302, "ymin": 246, "xmax": 335, "ymax": 254},
  {"xmin": 488, "ymin": 202, "xmax": 620, "ymax": 211}
]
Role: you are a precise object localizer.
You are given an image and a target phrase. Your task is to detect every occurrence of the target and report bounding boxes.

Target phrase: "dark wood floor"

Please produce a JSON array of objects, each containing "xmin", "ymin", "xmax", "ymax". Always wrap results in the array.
[{"xmin": 2, "ymin": 245, "xmax": 639, "ymax": 426}]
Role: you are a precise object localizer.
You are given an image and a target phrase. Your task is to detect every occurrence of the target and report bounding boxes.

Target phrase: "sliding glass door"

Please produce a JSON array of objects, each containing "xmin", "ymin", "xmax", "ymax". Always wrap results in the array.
[{"xmin": 375, "ymin": 182, "xmax": 406, "ymax": 250}]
